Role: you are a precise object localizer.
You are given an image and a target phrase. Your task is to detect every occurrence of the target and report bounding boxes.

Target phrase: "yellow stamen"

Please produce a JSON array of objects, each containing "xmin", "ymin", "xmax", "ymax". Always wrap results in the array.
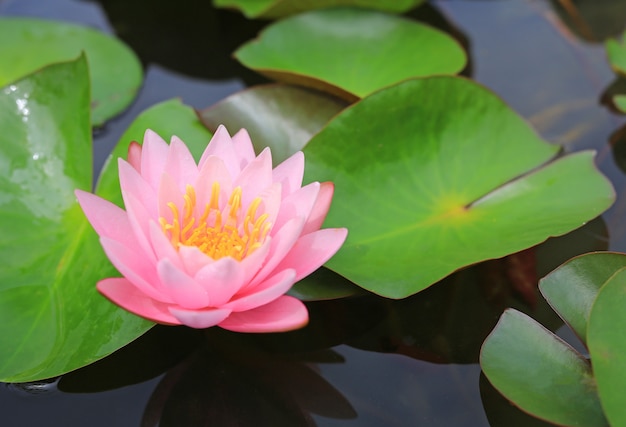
[{"xmin": 159, "ymin": 183, "xmax": 271, "ymax": 261}]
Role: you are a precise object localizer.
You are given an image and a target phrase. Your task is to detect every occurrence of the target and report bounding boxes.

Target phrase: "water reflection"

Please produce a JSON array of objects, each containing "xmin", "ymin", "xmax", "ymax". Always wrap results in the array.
[
  {"xmin": 86, "ymin": 0, "xmax": 268, "ymax": 84},
  {"xmin": 142, "ymin": 330, "xmax": 355, "ymax": 427},
  {"xmin": 6, "ymin": 377, "xmax": 59, "ymax": 396},
  {"xmin": 346, "ymin": 218, "xmax": 606, "ymax": 365},
  {"xmin": 548, "ymin": 0, "xmax": 626, "ymax": 42},
  {"xmin": 58, "ymin": 326, "xmax": 204, "ymax": 393},
  {"xmin": 2, "ymin": 0, "xmax": 626, "ymax": 425}
]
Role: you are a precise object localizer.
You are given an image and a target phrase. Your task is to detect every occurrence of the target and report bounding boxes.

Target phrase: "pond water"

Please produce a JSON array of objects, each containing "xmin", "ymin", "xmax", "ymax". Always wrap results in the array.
[{"xmin": 1, "ymin": 0, "xmax": 625, "ymax": 425}]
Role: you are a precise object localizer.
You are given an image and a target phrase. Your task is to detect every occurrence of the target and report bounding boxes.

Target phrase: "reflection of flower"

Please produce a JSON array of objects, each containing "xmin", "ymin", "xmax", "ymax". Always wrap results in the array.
[
  {"xmin": 143, "ymin": 330, "xmax": 356, "ymax": 426},
  {"xmin": 76, "ymin": 126, "xmax": 347, "ymax": 331}
]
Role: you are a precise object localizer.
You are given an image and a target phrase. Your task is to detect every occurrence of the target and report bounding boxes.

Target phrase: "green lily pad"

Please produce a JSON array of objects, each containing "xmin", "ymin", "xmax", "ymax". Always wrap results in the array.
[
  {"xmin": 234, "ymin": 8, "xmax": 466, "ymax": 100},
  {"xmin": 214, "ymin": 0, "xmax": 425, "ymax": 19},
  {"xmin": 288, "ymin": 267, "xmax": 365, "ymax": 301},
  {"xmin": 480, "ymin": 372, "xmax": 556, "ymax": 427},
  {"xmin": 587, "ymin": 267, "xmax": 626, "ymax": 427},
  {"xmin": 0, "ymin": 56, "xmax": 152, "ymax": 382},
  {"xmin": 606, "ymin": 33, "xmax": 626, "ymax": 76},
  {"xmin": 480, "ymin": 309, "xmax": 608, "ymax": 427},
  {"xmin": 613, "ymin": 94, "xmax": 626, "ymax": 113},
  {"xmin": 0, "ymin": 17, "xmax": 142, "ymax": 126},
  {"xmin": 303, "ymin": 76, "xmax": 615, "ymax": 298},
  {"xmin": 198, "ymin": 84, "xmax": 347, "ymax": 164},
  {"xmin": 539, "ymin": 252, "xmax": 626, "ymax": 345}
]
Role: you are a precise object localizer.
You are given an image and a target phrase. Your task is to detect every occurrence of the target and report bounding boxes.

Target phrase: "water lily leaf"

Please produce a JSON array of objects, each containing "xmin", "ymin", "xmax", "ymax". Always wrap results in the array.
[
  {"xmin": 0, "ymin": 56, "xmax": 152, "ymax": 382},
  {"xmin": 606, "ymin": 33, "xmax": 626, "ymax": 76},
  {"xmin": 480, "ymin": 309, "xmax": 608, "ymax": 427},
  {"xmin": 0, "ymin": 17, "xmax": 142, "ymax": 126},
  {"xmin": 96, "ymin": 99, "xmax": 214, "ymax": 204},
  {"xmin": 613, "ymin": 94, "xmax": 626, "ymax": 113},
  {"xmin": 303, "ymin": 76, "xmax": 615, "ymax": 298},
  {"xmin": 539, "ymin": 252, "xmax": 626, "ymax": 345},
  {"xmin": 214, "ymin": 0, "xmax": 425, "ymax": 19},
  {"xmin": 479, "ymin": 372, "xmax": 564, "ymax": 427},
  {"xmin": 587, "ymin": 267, "xmax": 626, "ymax": 427},
  {"xmin": 199, "ymin": 84, "xmax": 348, "ymax": 164},
  {"xmin": 234, "ymin": 8, "xmax": 466, "ymax": 100},
  {"xmin": 288, "ymin": 268, "xmax": 365, "ymax": 301}
]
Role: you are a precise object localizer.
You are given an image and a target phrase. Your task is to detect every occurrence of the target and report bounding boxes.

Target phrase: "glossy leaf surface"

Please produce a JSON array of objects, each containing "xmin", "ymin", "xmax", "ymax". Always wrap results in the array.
[
  {"xmin": 539, "ymin": 252, "xmax": 626, "ymax": 345},
  {"xmin": 234, "ymin": 8, "xmax": 466, "ymax": 100},
  {"xmin": 303, "ymin": 77, "xmax": 615, "ymax": 298},
  {"xmin": 587, "ymin": 267, "xmax": 626, "ymax": 427},
  {"xmin": 0, "ymin": 57, "xmax": 152, "ymax": 382},
  {"xmin": 480, "ymin": 309, "xmax": 608, "ymax": 427},
  {"xmin": 199, "ymin": 84, "xmax": 347, "ymax": 164},
  {"xmin": 214, "ymin": 0, "xmax": 424, "ymax": 19},
  {"xmin": 0, "ymin": 18, "xmax": 142, "ymax": 125}
]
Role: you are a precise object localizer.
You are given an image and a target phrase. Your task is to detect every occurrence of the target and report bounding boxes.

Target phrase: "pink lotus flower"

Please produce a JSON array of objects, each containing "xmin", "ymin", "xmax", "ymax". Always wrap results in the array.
[{"xmin": 76, "ymin": 126, "xmax": 347, "ymax": 332}]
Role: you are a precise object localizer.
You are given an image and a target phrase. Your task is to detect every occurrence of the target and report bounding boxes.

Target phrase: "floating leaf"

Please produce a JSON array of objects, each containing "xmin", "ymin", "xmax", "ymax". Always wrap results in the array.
[
  {"xmin": 234, "ymin": 8, "xmax": 466, "ymax": 100},
  {"xmin": 0, "ymin": 57, "xmax": 152, "ymax": 382},
  {"xmin": 0, "ymin": 17, "xmax": 142, "ymax": 125},
  {"xmin": 479, "ymin": 372, "xmax": 559, "ymax": 427},
  {"xmin": 606, "ymin": 33, "xmax": 626, "ymax": 76},
  {"xmin": 587, "ymin": 267, "xmax": 626, "ymax": 427},
  {"xmin": 613, "ymin": 94, "xmax": 626, "ymax": 113},
  {"xmin": 480, "ymin": 309, "xmax": 608, "ymax": 426},
  {"xmin": 347, "ymin": 256, "xmax": 565, "ymax": 365},
  {"xmin": 214, "ymin": 0, "xmax": 425, "ymax": 19},
  {"xmin": 199, "ymin": 84, "xmax": 347, "ymax": 164},
  {"xmin": 303, "ymin": 76, "xmax": 614, "ymax": 298},
  {"xmin": 539, "ymin": 252, "xmax": 626, "ymax": 345},
  {"xmin": 288, "ymin": 268, "xmax": 364, "ymax": 301}
]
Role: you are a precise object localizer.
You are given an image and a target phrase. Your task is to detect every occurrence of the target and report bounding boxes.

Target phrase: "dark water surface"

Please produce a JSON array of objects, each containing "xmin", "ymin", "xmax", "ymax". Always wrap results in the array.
[{"xmin": 1, "ymin": 0, "xmax": 625, "ymax": 425}]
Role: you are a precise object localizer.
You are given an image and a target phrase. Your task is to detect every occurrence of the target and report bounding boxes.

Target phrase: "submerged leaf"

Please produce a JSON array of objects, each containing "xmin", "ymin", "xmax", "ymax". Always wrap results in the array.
[
  {"xmin": 198, "ymin": 84, "xmax": 347, "ymax": 164},
  {"xmin": 96, "ymin": 99, "xmax": 214, "ymax": 204}
]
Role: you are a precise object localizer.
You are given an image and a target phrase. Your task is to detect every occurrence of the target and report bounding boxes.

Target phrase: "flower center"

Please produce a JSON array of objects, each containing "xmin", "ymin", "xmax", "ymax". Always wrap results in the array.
[{"xmin": 159, "ymin": 183, "xmax": 271, "ymax": 261}]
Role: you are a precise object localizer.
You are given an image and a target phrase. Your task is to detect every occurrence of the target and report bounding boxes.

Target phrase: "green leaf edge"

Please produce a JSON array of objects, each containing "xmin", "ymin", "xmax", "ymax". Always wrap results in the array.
[
  {"xmin": 0, "ymin": 17, "xmax": 143, "ymax": 126},
  {"xmin": 233, "ymin": 8, "xmax": 467, "ymax": 100},
  {"xmin": 480, "ymin": 308, "xmax": 608, "ymax": 427},
  {"xmin": 214, "ymin": 0, "xmax": 425, "ymax": 19},
  {"xmin": 587, "ymin": 266, "xmax": 626, "ymax": 427}
]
